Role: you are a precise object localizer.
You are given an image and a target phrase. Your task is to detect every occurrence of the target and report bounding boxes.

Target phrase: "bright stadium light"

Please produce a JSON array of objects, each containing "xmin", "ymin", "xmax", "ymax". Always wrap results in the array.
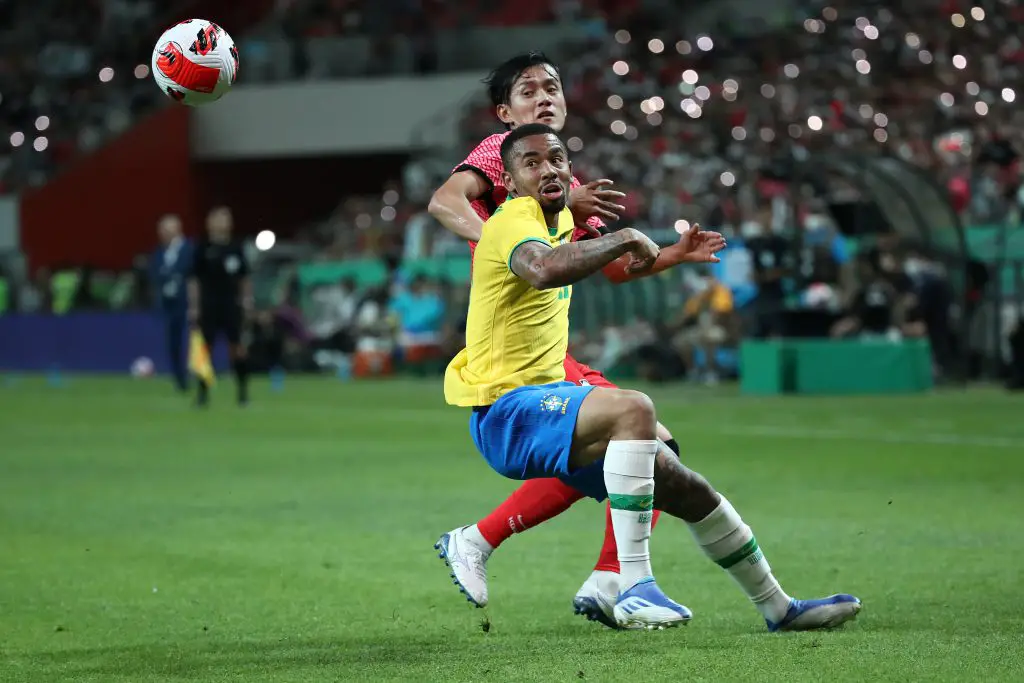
[{"xmin": 255, "ymin": 230, "xmax": 276, "ymax": 251}]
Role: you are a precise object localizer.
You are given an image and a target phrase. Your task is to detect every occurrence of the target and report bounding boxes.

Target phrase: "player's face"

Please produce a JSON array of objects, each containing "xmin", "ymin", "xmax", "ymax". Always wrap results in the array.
[
  {"xmin": 206, "ymin": 207, "xmax": 233, "ymax": 241},
  {"xmin": 157, "ymin": 215, "xmax": 182, "ymax": 244},
  {"xmin": 498, "ymin": 64, "xmax": 567, "ymax": 132},
  {"xmin": 503, "ymin": 134, "xmax": 572, "ymax": 213}
]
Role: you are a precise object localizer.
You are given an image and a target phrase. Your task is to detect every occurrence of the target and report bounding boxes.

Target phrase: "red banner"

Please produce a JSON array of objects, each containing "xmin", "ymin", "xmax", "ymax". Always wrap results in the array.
[{"xmin": 20, "ymin": 106, "xmax": 201, "ymax": 271}]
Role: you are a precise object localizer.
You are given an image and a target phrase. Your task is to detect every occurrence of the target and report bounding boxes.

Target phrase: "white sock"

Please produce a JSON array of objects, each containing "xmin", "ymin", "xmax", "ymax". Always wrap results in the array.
[
  {"xmin": 687, "ymin": 496, "xmax": 792, "ymax": 623},
  {"xmin": 603, "ymin": 439, "xmax": 658, "ymax": 591},
  {"xmin": 462, "ymin": 524, "xmax": 494, "ymax": 555}
]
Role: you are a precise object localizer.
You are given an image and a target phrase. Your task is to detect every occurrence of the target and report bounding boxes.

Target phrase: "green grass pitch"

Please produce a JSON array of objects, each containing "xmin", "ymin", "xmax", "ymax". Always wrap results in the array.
[{"xmin": 1, "ymin": 376, "xmax": 1023, "ymax": 682}]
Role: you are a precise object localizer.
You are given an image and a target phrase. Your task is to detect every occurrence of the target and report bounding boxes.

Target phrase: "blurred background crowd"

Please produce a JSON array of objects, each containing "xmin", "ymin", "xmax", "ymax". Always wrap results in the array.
[{"xmin": 1, "ymin": 0, "xmax": 1022, "ymax": 387}]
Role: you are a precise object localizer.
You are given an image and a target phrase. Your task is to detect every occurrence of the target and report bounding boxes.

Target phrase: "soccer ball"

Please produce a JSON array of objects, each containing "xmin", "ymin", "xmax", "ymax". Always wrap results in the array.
[
  {"xmin": 152, "ymin": 19, "xmax": 238, "ymax": 106},
  {"xmin": 131, "ymin": 357, "xmax": 156, "ymax": 378}
]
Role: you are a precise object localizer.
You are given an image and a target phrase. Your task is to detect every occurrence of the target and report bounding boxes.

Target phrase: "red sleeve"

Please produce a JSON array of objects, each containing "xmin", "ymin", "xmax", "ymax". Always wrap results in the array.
[
  {"xmin": 452, "ymin": 132, "xmax": 509, "ymax": 189},
  {"xmin": 569, "ymin": 174, "xmax": 605, "ymax": 241}
]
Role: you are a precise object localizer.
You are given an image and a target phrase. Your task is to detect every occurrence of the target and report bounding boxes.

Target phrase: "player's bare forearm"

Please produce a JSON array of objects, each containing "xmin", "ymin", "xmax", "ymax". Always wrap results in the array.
[
  {"xmin": 428, "ymin": 172, "xmax": 489, "ymax": 242},
  {"xmin": 602, "ymin": 242, "xmax": 688, "ymax": 284},
  {"xmin": 511, "ymin": 231, "xmax": 639, "ymax": 290}
]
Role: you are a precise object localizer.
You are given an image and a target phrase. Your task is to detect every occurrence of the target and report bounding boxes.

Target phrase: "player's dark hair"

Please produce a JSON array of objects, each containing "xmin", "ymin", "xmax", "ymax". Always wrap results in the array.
[
  {"xmin": 484, "ymin": 51, "xmax": 560, "ymax": 109},
  {"xmin": 499, "ymin": 123, "xmax": 562, "ymax": 170}
]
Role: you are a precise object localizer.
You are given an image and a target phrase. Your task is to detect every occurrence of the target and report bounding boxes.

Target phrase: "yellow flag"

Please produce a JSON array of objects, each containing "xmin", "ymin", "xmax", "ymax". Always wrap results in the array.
[{"xmin": 188, "ymin": 330, "xmax": 216, "ymax": 386}]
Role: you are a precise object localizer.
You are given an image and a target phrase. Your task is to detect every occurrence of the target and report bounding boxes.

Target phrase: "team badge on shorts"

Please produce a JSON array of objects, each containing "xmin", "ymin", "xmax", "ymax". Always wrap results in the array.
[{"xmin": 540, "ymin": 394, "xmax": 571, "ymax": 414}]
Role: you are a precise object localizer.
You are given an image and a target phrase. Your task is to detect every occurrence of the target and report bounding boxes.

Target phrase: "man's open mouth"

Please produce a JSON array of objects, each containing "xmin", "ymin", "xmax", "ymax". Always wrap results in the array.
[{"xmin": 541, "ymin": 183, "xmax": 563, "ymax": 199}]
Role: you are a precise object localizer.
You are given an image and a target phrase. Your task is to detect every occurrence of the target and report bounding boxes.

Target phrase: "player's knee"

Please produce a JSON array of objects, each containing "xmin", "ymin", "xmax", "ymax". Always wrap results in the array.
[{"xmin": 611, "ymin": 390, "xmax": 657, "ymax": 439}]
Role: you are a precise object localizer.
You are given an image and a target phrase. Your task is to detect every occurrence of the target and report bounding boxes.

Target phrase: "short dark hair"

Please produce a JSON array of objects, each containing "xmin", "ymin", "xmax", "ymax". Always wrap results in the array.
[
  {"xmin": 499, "ymin": 123, "xmax": 562, "ymax": 170},
  {"xmin": 484, "ymin": 51, "xmax": 559, "ymax": 108}
]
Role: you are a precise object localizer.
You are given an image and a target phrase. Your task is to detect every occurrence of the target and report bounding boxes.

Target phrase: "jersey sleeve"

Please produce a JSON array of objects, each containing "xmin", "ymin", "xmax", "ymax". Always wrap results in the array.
[
  {"xmin": 487, "ymin": 205, "xmax": 551, "ymax": 274},
  {"xmin": 452, "ymin": 133, "xmax": 507, "ymax": 190}
]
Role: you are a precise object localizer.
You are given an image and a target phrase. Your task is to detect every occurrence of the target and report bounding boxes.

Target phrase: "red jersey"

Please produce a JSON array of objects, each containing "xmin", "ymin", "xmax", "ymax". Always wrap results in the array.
[{"xmin": 453, "ymin": 131, "xmax": 604, "ymax": 255}]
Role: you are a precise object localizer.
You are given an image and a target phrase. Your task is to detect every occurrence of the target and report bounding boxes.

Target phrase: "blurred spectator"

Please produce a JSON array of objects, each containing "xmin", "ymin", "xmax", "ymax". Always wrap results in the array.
[
  {"xmin": 744, "ymin": 207, "xmax": 793, "ymax": 339},
  {"xmin": 390, "ymin": 275, "xmax": 446, "ymax": 366},
  {"xmin": 148, "ymin": 214, "xmax": 193, "ymax": 392},
  {"xmin": 670, "ymin": 270, "xmax": 739, "ymax": 384},
  {"xmin": 308, "ymin": 277, "xmax": 359, "ymax": 352},
  {"xmin": 830, "ymin": 250, "xmax": 926, "ymax": 341}
]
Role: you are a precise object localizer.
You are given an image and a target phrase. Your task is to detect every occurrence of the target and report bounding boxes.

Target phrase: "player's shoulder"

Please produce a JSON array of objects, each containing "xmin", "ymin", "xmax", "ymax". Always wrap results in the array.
[
  {"xmin": 493, "ymin": 197, "xmax": 543, "ymax": 223},
  {"xmin": 480, "ymin": 198, "xmax": 542, "ymax": 238},
  {"xmin": 465, "ymin": 132, "xmax": 510, "ymax": 160}
]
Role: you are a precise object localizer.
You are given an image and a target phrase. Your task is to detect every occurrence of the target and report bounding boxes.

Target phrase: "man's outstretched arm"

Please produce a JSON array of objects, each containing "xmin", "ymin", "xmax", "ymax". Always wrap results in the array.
[
  {"xmin": 510, "ymin": 228, "xmax": 659, "ymax": 290},
  {"xmin": 602, "ymin": 224, "xmax": 727, "ymax": 284}
]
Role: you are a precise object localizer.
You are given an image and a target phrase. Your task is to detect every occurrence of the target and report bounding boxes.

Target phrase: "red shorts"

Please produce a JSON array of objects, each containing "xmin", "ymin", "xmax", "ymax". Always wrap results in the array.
[{"xmin": 563, "ymin": 353, "xmax": 617, "ymax": 388}]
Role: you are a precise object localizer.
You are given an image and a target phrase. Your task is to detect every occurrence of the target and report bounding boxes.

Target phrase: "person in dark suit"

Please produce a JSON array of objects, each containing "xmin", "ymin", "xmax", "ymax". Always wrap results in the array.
[{"xmin": 150, "ymin": 214, "xmax": 194, "ymax": 392}]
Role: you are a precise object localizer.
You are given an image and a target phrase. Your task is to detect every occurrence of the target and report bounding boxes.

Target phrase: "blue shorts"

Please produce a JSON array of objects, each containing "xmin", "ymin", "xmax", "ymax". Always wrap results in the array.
[{"xmin": 469, "ymin": 381, "xmax": 608, "ymax": 501}]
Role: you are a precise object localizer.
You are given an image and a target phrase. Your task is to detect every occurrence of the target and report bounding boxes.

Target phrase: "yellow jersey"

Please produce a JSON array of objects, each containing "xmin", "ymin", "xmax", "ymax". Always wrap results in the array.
[{"xmin": 445, "ymin": 197, "xmax": 576, "ymax": 407}]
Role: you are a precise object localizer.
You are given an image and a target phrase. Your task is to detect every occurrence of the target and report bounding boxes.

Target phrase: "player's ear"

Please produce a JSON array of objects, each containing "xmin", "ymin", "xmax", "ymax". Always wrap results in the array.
[
  {"xmin": 501, "ymin": 170, "xmax": 516, "ymax": 196},
  {"xmin": 497, "ymin": 104, "xmax": 514, "ymax": 127},
  {"xmin": 567, "ymin": 160, "xmax": 572, "ymax": 176}
]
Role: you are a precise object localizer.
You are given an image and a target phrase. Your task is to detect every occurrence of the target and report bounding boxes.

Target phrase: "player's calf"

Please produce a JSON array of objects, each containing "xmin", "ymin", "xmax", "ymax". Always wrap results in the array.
[
  {"xmin": 653, "ymin": 454, "xmax": 861, "ymax": 631},
  {"xmin": 571, "ymin": 389, "xmax": 690, "ymax": 629}
]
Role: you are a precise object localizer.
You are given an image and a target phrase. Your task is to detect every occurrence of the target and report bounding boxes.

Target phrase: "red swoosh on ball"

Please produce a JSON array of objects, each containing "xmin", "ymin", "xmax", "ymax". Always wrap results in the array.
[{"xmin": 156, "ymin": 42, "xmax": 220, "ymax": 93}]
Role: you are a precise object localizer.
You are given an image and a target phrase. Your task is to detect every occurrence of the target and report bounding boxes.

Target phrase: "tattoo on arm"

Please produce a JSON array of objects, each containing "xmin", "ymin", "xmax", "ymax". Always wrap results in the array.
[{"xmin": 510, "ymin": 232, "xmax": 635, "ymax": 290}]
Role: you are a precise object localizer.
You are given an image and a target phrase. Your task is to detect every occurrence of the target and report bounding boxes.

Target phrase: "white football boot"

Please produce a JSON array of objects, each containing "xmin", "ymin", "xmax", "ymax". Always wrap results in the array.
[{"xmin": 434, "ymin": 526, "xmax": 490, "ymax": 608}]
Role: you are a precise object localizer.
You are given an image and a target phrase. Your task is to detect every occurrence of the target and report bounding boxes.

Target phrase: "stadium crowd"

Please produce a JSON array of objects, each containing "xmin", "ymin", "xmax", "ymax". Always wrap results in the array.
[{"xmin": 1, "ymin": 1, "xmax": 1022, "ymax": 382}]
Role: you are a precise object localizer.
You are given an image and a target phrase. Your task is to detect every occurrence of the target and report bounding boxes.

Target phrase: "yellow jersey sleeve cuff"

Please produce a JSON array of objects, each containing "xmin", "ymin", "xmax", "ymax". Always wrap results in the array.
[{"xmin": 507, "ymin": 237, "xmax": 552, "ymax": 276}]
